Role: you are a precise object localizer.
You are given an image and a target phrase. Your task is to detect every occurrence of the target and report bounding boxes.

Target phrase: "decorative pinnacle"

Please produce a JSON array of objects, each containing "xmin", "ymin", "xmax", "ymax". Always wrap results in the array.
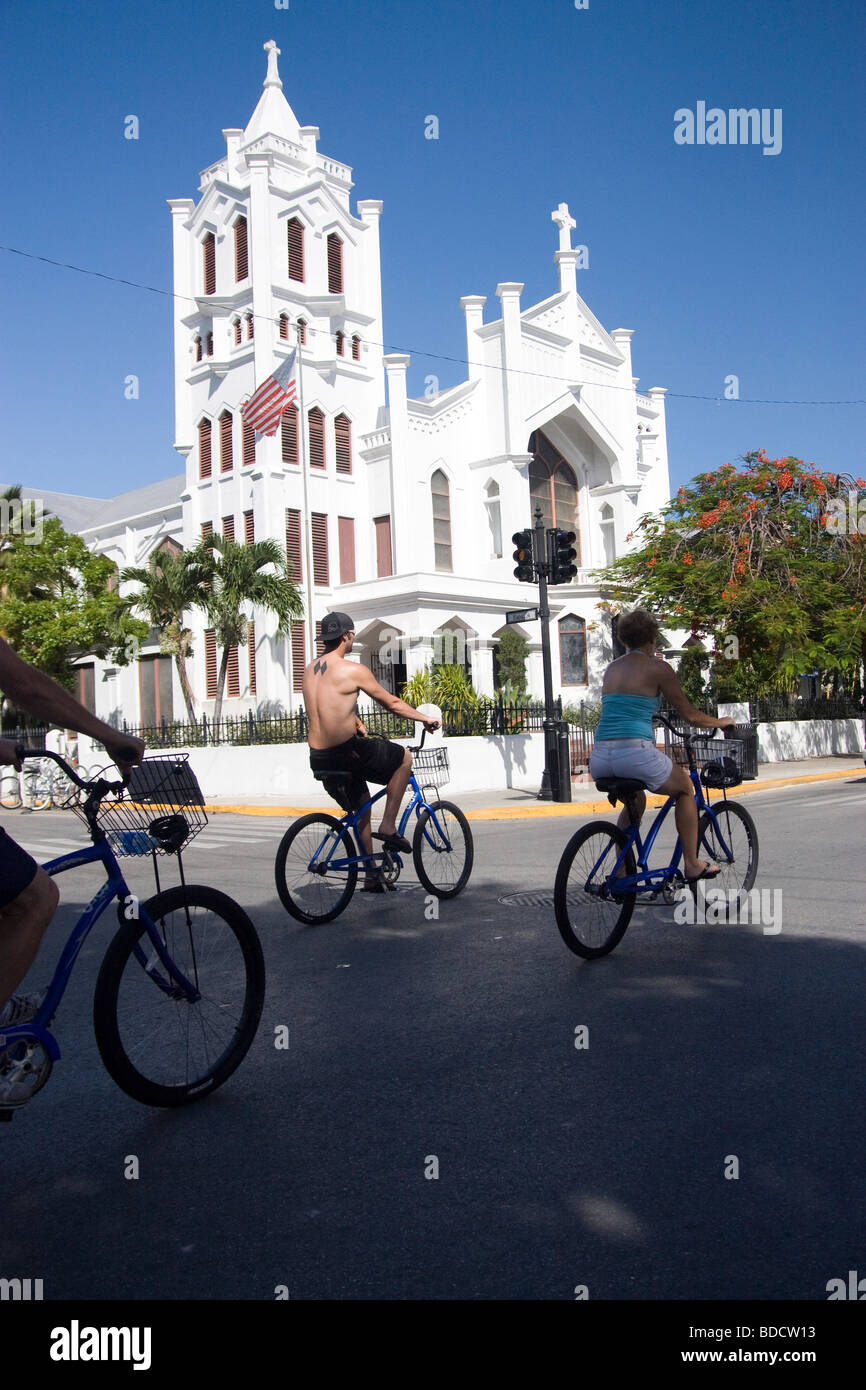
[{"xmin": 263, "ymin": 39, "xmax": 282, "ymax": 89}]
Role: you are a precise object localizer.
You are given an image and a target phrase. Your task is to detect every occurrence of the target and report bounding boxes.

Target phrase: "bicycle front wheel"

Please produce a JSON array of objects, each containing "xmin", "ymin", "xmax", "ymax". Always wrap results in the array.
[
  {"xmin": 412, "ymin": 800, "xmax": 473, "ymax": 898},
  {"xmin": 698, "ymin": 800, "xmax": 759, "ymax": 905},
  {"xmin": 275, "ymin": 813, "xmax": 358, "ymax": 923},
  {"xmin": 554, "ymin": 821, "xmax": 637, "ymax": 959},
  {"xmin": 23, "ymin": 767, "xmax": 51, "ymax": 811},
  {"xmin": 93, "ymin": 886, "xmax": 265, "ymax": 1108}
]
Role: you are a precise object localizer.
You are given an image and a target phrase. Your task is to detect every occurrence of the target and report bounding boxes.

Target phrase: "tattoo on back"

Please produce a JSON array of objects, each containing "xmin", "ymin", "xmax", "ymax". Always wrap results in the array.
[{"xmin": 313, "ymin": 659, "xmax": 328, "ymax": 675}]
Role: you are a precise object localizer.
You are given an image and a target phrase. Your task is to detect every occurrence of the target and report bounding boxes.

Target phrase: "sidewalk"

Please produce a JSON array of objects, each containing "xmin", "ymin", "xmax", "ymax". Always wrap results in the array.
[{"xmin": 203, "ymin": 754, "xmax": 866, "ymax": 820}]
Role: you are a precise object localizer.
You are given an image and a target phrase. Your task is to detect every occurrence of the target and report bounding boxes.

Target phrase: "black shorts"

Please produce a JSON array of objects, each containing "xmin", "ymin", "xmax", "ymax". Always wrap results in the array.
[
  {"xmin": 309, "ymin": 735, "xmax": 407, "ymax": 814},
  {"xmin": 0, "ymin": 827, "xmax": 39, "ymax": 910}
]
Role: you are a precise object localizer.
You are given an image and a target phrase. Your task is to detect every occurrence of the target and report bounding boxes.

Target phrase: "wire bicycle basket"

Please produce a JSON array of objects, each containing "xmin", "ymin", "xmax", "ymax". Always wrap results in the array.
[
  {"xmin": 666, "ymin": 727, "xmax": 758, "ymax": 786},
  {"xmin": 69, "ymin": 754, "xmax": 207, "ymax": 856},
  {"xmin": 413, "ymin": 745, "xmax": 450, "ymax": 791}
]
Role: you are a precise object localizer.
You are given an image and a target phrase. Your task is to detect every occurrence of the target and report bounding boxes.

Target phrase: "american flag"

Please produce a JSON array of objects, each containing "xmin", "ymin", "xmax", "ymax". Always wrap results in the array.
[{"xmin": 240, "ymin": 350, "xmax": 298, "ymax": 436}]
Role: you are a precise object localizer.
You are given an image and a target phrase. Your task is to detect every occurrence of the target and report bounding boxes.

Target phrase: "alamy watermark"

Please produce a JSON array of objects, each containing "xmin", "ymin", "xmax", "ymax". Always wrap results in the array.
[
  {"xmin": 0, "ymin": 497, "xmax": 43, "ymax": 545},
  {"xmin": 823, "ymin": 490, "xmax": 866, "ymax": 536},
  {"xmin": 674, "ymin": 885, "xmax": 782, "ymax": 934},
  {"xmin": 675, "ymin": 103, "xmax": 782, "ymax": 156}
]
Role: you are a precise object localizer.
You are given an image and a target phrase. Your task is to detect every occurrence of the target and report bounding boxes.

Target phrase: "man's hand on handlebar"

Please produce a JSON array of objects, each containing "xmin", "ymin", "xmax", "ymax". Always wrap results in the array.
[
  {"xmin": 0, "ymin": 738, "xmax": 24, "ymax": 771},
  {"xmin": 718, "ymin": 717, "xmax": 737, "ymax": 731},
  {"xmin": 101, "ymin": 735, "xmax": 145, "ymax": 777},
  {"xmin": 422, "ymin": 719, "xmax": 440, "ymax": 734}
]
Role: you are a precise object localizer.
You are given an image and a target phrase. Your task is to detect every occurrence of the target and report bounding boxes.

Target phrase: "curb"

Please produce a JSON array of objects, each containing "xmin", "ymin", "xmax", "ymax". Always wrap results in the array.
[{"xmin": 202, "ymin": 764, "xmax": 865, "ymax": 820}]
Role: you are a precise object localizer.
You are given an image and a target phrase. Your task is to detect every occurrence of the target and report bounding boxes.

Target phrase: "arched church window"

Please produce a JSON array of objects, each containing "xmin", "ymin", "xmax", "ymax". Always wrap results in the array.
[
  {"xmin": 559, "ymin": 614, "xmax": 587, "ymax": 686},
  {"xmin": 327, "ymin": 233, "xmax": 344, "ymax": 294},
  {"xmin": 194, "ymin": 335, "xmax": 203, "ymax": 363},
  {"xmin": 351, "ymin": 334, "xmax": 361, "ymax": 361},
  {"xmin": 287, "ymin": 217, "xmax": 305, "ymax": 282},
  {"xmin": 432, "ymin": 469, "xmax": 452, "ymax": 572},
  {"xmin": 336, "ymin": 330, "xmax": 345, "ymax": 357},
  {"xmin": 527, "ymin": 430, "xmax": 582, "ymax": 565},
  {"xmin": 279, "ymin": 313, "xmax": 290, "ymax": 341},
  {"xmin": 205, "ymin": 331, "xmax": 213, "ymax": 357},
  {"xmin": 232, "ymin": 317, "xmax": 242, "ymax": 346},
  {"xmin": 484, "ymin": 480, "xmax": 502, "ymax": 558},
  {"xmin": 297, "ymin": 318, "xmax": 308, "ymax": 346},
  {"xmin": 245, "ymin": 312, "xmax": 254, "ymax": 341}
]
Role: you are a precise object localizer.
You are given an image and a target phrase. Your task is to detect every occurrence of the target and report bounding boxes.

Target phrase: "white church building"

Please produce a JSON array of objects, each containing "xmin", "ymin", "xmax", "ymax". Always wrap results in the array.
[{"xmin": 28, "ymin": 40, "xmax": 673, "ymax": 729}]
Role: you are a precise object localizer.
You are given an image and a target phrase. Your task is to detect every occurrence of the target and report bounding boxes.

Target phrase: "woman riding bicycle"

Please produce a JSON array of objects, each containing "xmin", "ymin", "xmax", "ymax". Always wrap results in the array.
[{"xmin": 589, "ymin": 609, "xmax": 735, "ymax": 883}]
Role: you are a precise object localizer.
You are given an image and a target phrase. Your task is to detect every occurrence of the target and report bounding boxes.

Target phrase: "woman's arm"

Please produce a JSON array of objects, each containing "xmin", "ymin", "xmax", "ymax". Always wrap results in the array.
[{"xmin": 656, "ymin": 662, "xmax": 735, "ymax": 730}]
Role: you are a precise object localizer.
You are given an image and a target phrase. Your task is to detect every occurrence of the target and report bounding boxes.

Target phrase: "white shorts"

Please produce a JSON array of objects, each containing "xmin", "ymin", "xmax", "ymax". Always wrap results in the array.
[{"xmin": 589, "ymin": 739, "xmax": 674, "ymax": 793}]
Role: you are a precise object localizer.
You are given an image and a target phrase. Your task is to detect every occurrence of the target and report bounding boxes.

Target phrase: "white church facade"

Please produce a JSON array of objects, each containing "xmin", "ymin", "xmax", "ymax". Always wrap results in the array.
[{"xmin": 35, "ymin": 41, "xmax": 674, "ymax": 729}]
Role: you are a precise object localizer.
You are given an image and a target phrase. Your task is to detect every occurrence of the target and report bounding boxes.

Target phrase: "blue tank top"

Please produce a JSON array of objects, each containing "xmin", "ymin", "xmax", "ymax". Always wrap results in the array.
[{"xmin": 595, "ymin": 692, "xmax": 662, "ymax": 742}]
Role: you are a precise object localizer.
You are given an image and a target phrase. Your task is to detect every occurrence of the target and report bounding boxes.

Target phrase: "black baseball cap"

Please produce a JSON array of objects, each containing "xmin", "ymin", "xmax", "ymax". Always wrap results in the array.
[{"xmin": 320, "ymin": 611, "xmax": 355, "ymax": 640}]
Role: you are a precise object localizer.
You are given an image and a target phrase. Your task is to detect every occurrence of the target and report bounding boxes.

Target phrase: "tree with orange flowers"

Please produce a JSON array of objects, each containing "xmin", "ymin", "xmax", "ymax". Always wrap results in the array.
[{"xmin": 595, "ymin": 452, "xmax": 866, "ymax": 697}]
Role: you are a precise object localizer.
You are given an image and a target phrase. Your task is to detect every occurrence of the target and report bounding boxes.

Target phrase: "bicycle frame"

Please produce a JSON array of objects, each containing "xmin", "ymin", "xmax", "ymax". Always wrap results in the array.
[
  {"xmin": 307, "ymin": 771, "xmax": 445, "ymax": 876},
  {"xmin": 592, "ymin": 767, "xmax": 738, "ymax": 896},
  {"xmin": 0, "ymin": 839, "xmax": 202, "ymax": 1064}
]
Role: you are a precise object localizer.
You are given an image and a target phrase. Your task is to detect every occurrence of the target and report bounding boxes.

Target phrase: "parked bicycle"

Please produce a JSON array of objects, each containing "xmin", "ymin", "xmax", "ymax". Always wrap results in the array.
[
  {"xmin": 553, "ymin": 714, "xmax": 759, "ymax": 958},
  {"xmin": 274, "ymin": 725, "xmax": 474, "ymax": 923},
  {"xmin": 0, "ymin": 756, "xmax": 102, "ymax": 811},
  {"xmin": 0, "ymin": 749, "xmax": 265, "ymax": 1118}
]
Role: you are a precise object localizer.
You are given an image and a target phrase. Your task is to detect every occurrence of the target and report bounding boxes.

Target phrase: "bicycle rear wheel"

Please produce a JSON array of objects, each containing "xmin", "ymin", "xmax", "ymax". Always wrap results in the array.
[
  {"xmin": 275, "ymin": 812, "xmax": 358, "ymax": 923},
  {"xmin": 412, "ymin": 800, "xmax": 473, "ymax": 898},
  {"xmin": 697, "ymin": 800, "xmax": 759, "ymax": 907},
  {"xmin": 93, "ymin": 886, "xmax": 265, "ymax": 1107},
  {"xmin": 23, "ymin": 764, "xmax": 52, "ymax": 811},
  {"xmin": 554, "ymin": 821, "xmax": 637, "ymax": 959}
]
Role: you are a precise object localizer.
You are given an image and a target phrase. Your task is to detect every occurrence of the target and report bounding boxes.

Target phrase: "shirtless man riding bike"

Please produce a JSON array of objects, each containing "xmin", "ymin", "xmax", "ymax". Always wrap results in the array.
[{"xmin": 303, "ymin": 613, "xmax": 439, "ymax": 892}]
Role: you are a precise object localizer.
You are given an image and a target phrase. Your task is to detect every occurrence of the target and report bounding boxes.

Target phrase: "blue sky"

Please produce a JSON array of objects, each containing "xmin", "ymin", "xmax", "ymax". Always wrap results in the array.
[{"xmin": 2, "ymin": 0, "xmax": 863, "ymax": 500}]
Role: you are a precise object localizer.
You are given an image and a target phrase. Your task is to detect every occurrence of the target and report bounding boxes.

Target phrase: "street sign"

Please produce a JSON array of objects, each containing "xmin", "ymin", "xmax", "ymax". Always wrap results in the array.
[{"xmin": 505, "ymin": 607, "xmax": 539, "ymax": 624}]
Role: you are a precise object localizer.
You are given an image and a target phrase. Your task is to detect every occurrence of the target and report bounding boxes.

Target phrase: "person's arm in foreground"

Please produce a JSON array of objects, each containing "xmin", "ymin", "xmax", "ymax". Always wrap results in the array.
[
  {"xmin": 0, "ymin": 638, "xmax": 145, "ymax": 773},
  {"xmin": 656, "ymin": 661, "xmax": 735, "ymax": 731},
  {"xmin": 354, "ymin": 664, "xmax": 439, "ymax": 731}
]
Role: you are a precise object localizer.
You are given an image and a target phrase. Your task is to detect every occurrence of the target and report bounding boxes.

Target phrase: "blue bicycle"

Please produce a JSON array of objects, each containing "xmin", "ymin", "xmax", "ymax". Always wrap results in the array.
[
  {"xmin": 553, "ymin": 714, "xmax": 759, "ymax": 958},
  {"xmin": 0, "ymin": 750, "xmax": 265, "ymax": 1117},
  {"xmin": 274, "ymin": 727, "xmax": 474, "ymax": 923}
]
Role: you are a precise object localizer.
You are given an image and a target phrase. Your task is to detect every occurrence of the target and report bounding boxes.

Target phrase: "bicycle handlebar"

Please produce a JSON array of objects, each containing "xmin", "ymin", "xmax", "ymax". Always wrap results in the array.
[{"xmin": 15, "ymin": 746, "xmax": 132, "ymax": 794}]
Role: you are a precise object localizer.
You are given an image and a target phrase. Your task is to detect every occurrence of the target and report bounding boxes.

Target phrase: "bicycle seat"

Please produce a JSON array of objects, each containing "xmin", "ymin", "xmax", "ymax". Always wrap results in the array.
[
  {"xmin": 312, "ymin": 770, "xmax": 352, "ymax": 783},
  {"xmin": 594, "ymin": 778, "xmax": 648, "ymax": 795}
]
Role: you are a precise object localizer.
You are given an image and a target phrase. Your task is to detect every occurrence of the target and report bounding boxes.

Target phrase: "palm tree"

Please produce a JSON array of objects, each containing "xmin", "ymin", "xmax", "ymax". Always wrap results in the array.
[
  {"xmin": 120, "ymin": 546, "xmax": 209, "ymax": 723},
  {"xmin": 196, "ymin": 534, "xmax": 304, "ymax": 723}
]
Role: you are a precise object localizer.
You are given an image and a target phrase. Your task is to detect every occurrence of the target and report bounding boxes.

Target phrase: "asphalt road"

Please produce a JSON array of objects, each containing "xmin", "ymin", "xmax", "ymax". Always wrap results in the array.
[{"xmin": 2, "ymin": 774, "xmax": 865, "ymax": 1301}]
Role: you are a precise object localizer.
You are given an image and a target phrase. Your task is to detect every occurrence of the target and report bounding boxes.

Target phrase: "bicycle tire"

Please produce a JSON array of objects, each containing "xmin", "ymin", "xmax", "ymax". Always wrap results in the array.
[
  {"xmin": 0, "ymin": 774, "xmax": 22, "ymax": 810},
  {"xmin": 697, "ymin": 800, "xmax": 759, "ymax": 908},
  {"xmin": 23, "ymin": 766, "xmax": 51, "ymax": 812},
  {"xmin": 93, "ymin": 885, "xmax": 264, "ymax": 1108},
  {"xmin": 412, "ymin": 800, "xmax": 473, "ymax": 899},
  {"xmin": 554, "ymin": 821, "xmax": 637, "ymax": 959},
  {"xmin": 274, "ymin": 812, "xmax": 358, "ymax": 923}
]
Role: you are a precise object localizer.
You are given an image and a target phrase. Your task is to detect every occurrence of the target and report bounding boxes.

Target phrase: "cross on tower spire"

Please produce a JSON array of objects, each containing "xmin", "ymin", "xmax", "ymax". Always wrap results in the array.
[
  {"xmin": 552, "ymin": 202, "xmax": 576, "ymax": 252},
  {"xmin": 263, "ymin": 39, "xmax": 283, "ymax": 90}
]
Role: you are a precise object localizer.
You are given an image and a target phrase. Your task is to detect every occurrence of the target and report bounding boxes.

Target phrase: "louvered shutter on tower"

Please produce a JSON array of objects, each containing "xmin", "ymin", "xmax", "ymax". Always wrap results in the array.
[
  {"xmin": 291, "ymin": 621, "xmax": 306, "ymax": 691},
  {"xmin": 244, "ymin": 510, "xmax": 255, "ymax": 545},
  {"xmin": 220, "ymin": 411, "xmax": 233, "ymax": 472},
  {"xmin": 334, "ymin": 414, "xmax": 352, "ymax": 475},
  {"xmin": 281, "ymin": 405, "xmax": 299, "ymax": 465},
  {"xmin": 375, "ymin": 516, "xmax": 392, "ymax": 577},
  {"xmin": 198, "ymin": 419, "xmax": 212, "ymax": 479},
  {"xmin": 287, "ymin": 218, "xmax": 305, "ymax": 281},
  {"xmin": 234, "ymin": 216, "xmax": 248, "ymax": 281},
  {"xmin": 338, "ymin": 516, "xmax": 356, "ymax": 584},
  {"xmin": 222, "ymin": 515, "xmax": 235, "ymax": 542},
  {"xmin": 285, "ymin": 509, "xmax": 302, "ymax": 582},
  {"xmin": 308, "ymin": 408, "xmax": 325, "ymax": 469},
  {"xmin": 327, "ymin": 233, "xmax": 343, "ymax": 294},
  {"xmin": 242, "ymin": 418, "xmax": 256, "ymax": 467},
  {"xmin": 311, "ymin": 513, "xmax": 329, "ymax": 586},
  {"xmin": 202, "ymin": 233, "xmax": 215, "ymax": 295},
  {"xmin": 248, "ymin": 622, "xmax": 256, "ymax": 695},
  {"xmin": 227, "ymin": 645, "xmax": 240, "ymax": 699},
  {"xmin": 205, "ymin": 629, "xmax": 217, "ymax": 697}
]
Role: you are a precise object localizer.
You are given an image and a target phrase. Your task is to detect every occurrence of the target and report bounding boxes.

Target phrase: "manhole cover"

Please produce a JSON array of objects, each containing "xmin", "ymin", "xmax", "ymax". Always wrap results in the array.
[{"xmin": 498, "ymin": 892, "xmax": 554, "ymax": 909}]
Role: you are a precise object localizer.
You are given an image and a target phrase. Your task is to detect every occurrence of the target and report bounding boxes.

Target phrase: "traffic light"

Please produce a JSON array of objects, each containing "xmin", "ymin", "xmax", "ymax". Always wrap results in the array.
[
  {"xmin": 549, "ymin": 528, "xmax": 577, "ymax": 584},
  {"xmin": 512, "ymin": 529, "xmax": 535, "ymax": 583}
]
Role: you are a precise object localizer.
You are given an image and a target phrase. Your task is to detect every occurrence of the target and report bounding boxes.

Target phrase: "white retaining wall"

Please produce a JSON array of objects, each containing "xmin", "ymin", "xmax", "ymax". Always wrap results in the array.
[{"xmin": 76, "ymin": 719, "xmax": 863, "ymax": 799}]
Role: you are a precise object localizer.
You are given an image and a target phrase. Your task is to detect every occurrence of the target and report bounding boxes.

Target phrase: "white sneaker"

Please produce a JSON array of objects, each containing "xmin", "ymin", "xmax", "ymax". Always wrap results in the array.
[{"xmin": 0, "ymin": 990, "xmax": 47, "ymax": 1028}]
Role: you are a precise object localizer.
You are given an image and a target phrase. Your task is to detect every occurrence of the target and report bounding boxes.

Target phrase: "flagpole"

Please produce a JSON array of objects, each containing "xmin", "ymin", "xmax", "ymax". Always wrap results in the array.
[{"xmin": 296, "ymin": 332, "xmax": 316, "ymax": 662}]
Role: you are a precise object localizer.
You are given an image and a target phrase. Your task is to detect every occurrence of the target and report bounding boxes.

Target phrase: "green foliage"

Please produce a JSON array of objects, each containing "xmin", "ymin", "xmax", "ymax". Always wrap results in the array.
[
  {"xmin": 431, "ymin": 664, "xmax": 476, "ymax": 705},
  {"xmin": 120, "ymin": 546, "xmax": 211, "ymax": 721},
  {"xmin": 594, "ymin": 452, "xmax": 866, "ymax": 694},
  {"xmin": 676, "ymin": 648, "xmax": 709, "ymax": 705},
  {"xmin": 400, "ymin": 667, "xmax": 434, "ymax": 705},
  {"xmin": 496, "ymin": 629, "xmax": 529, "ymax": 694},
  {"xmin": 0, "ymin": 516, "xmax": 148, "ymax": 691},
  {"xmin": 561, "ymin": 700, "xmax": 602, "ymax": 730}
]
